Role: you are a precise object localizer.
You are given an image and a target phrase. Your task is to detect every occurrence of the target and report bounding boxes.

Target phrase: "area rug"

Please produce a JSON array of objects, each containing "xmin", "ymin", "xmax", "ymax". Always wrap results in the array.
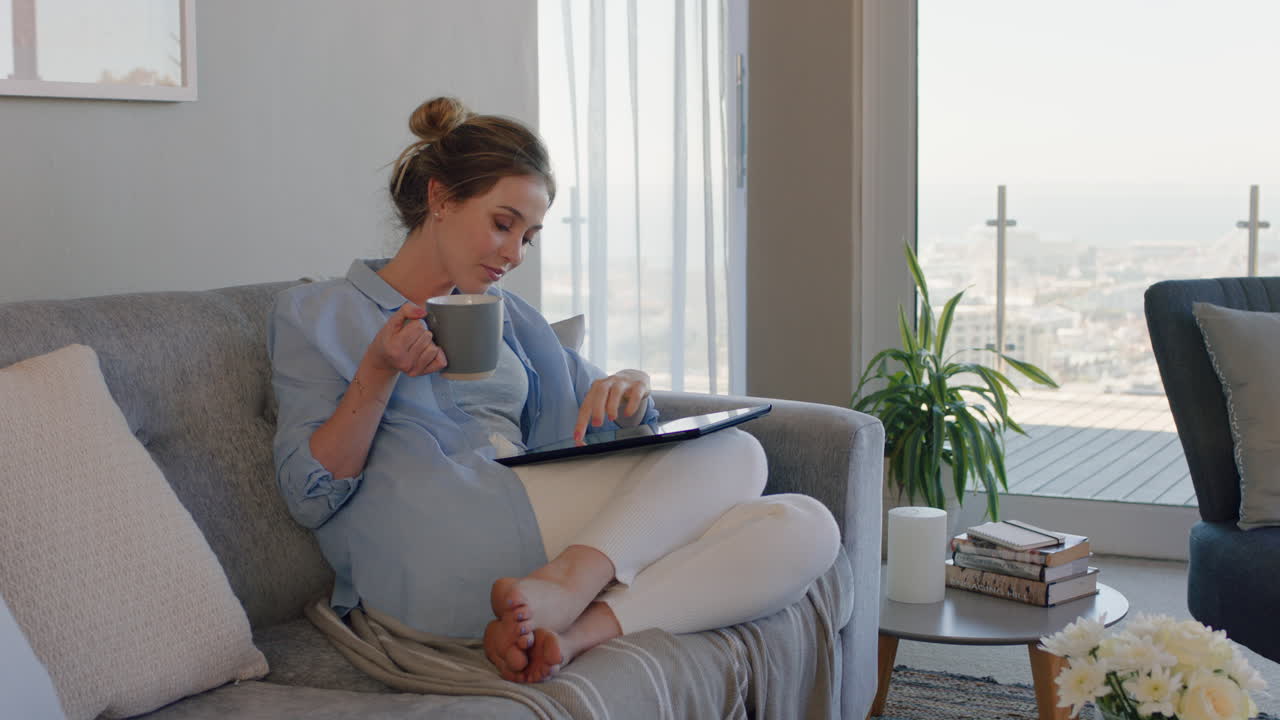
[{"xmin": 875, "ymin": 666, "xmax": 1276, "ymax": 720}]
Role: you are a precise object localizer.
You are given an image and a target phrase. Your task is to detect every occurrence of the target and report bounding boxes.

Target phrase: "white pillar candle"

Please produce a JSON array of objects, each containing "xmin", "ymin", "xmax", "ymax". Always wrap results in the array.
[{"xmin": 886, "ymin": 506, "xmax": 947, "ymax": 604}]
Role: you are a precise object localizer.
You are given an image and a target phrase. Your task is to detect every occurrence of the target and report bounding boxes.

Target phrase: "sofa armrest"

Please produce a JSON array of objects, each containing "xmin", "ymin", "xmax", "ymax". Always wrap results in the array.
[{"xmin": 652, "ymin": 390, "xmax": 885, "ymax": 718}]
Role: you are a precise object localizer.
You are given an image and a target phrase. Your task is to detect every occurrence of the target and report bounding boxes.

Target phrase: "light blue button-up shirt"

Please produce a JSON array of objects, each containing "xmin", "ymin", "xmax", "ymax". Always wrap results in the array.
[{"xmin": 268, "ymin": 259, "xmax": 658, "ymax": 638}]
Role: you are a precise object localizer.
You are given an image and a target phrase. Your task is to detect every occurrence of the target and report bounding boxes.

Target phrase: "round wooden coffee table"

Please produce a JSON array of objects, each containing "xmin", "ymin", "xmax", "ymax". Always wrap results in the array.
[{"xmin": 869, "ymin": 571, "xmax": 1129, "ymax": 720}]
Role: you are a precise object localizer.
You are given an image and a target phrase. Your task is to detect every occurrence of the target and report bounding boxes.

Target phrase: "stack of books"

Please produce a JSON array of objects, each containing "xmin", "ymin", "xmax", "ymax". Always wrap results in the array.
[{"xmin": 945, "ymin": 519, "xmax": 1098, "ymax": 607}]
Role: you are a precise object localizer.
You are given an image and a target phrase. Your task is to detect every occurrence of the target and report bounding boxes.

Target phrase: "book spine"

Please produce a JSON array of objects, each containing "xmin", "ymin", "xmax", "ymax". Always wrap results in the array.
[
  {"xmin": 949, "ymin": 537, "xmax": 1048, "ymax": 566},
  {"xmin": 952, "ymin": 551, "xmax": 1045, "ymax": 581},
  {"xmin": 944, "ymin": 563, "xmax": 1049, "ymax": 606}
]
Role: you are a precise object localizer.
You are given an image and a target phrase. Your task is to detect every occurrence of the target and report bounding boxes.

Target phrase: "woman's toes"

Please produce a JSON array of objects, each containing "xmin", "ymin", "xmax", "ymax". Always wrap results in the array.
[
  {"xmin": 484, "ymin": 619, "xmax": 530, "ymax": 675},
  {"xmin": 490, "ymin": 577, "xmax": 528, "ymax": 618},
  {"xmin": 521, "ymin": 628, "xmax": 566, "ymax": 683}
]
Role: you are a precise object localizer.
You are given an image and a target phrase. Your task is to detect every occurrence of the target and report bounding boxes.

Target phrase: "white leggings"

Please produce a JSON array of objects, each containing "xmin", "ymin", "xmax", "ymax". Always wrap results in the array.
[{"xmin": 512, "ymin": 428, "xmax": 840, "ymax": 635}]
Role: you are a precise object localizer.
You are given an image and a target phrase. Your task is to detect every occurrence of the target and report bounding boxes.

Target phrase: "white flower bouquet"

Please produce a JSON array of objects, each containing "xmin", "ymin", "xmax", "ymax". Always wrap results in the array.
[{"xmin": 1040, "ymin": 613, "xmax": 1266, "ymax": 720}]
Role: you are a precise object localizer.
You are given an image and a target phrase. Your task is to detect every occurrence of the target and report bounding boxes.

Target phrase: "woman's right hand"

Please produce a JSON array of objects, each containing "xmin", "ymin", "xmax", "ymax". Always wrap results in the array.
[{"xmin": 368, "ymin": 302, "xmax": 448, "ymax": 377}]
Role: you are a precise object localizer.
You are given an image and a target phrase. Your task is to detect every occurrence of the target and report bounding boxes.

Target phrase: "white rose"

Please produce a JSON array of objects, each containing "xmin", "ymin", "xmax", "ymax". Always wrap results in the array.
[{"xmin": 1179, "ymin": 674, "xmax": 1250, "ymax": 720}]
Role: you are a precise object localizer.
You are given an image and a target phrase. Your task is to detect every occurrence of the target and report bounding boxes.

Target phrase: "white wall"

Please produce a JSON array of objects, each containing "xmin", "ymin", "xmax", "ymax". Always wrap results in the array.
[
  {"xmin": 0, "ymin": 0, "xmax": 540, "ymax": 304},
  {"xmin": 744, "ymin": 0, "xmax": 914, "ymax": 407},
  {"xmin": 745, "ymin": 0, "xmax": 860, "ymax": 406}
]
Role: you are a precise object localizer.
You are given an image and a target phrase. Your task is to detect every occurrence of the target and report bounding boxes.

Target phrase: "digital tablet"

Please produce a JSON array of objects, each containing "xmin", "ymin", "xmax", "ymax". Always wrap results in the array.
[{"xmin": 496, "ymin": 404, "xmax": 772, "ymax": 467}]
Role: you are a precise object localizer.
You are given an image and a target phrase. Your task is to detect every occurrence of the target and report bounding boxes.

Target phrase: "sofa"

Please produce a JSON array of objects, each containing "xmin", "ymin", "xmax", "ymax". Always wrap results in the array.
[
  {"xmin": 1145, "ymin": 276, "xmax": 1280, "ymax": 663},
  {"xmin": 0, "ymin": 278, "xmax": 886, "ymax": 719}
]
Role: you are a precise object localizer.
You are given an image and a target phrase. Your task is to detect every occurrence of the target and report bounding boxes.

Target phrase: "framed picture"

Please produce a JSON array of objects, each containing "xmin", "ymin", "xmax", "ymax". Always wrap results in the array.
[{"xmin": 1, "ymin": 0, "xmax": 196, "ymax": 102}]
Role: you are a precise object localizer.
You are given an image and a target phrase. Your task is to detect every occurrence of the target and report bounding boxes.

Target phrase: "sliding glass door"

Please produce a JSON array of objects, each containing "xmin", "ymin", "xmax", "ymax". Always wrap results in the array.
[{"xmin": 917, "ymin": 0, "xmax": 1280, "ymax": 506}]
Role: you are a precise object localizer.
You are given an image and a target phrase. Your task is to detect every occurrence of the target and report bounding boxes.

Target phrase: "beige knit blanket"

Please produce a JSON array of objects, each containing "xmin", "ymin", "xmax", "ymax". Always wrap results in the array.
[{"xmin": 305, "ymin": 547, "xmax": 854, "ymax": 719}]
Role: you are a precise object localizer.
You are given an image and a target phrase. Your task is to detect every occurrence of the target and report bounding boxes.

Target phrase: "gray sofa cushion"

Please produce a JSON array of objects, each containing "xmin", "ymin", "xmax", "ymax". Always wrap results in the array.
[
  {"xmin": 1193, "ymin": 302, "xmax": 1280, "ymax": 530},
  {"xmin": 253, "ymin": 619, "xmax": 392, "ymax": 695}
]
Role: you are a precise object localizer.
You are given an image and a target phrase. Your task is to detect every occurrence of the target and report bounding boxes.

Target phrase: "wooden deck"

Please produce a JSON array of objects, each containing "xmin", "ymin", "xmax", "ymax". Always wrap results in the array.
[{"xmin": 1000, "ymin": 390, "xmax": 1196, "ymax": 507}]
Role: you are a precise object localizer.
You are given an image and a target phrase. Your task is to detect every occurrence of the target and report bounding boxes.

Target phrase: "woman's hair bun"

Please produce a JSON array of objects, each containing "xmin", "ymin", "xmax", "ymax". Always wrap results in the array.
[{"xmin": 409, "ymin": 97, "xmax": 474, "ymax": 144}]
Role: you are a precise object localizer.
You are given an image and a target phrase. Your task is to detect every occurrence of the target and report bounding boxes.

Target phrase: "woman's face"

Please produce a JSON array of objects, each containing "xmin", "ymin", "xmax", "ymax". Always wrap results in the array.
[{"xmin": 436, "ymin": 175, "xmax": 549, "ymax": 294}]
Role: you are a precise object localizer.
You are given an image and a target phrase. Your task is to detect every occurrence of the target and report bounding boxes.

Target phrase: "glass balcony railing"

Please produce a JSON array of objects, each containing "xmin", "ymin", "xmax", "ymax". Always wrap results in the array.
[{"xmin": 920, "ymin": 183, "xmax": 1274, "ymax": 506}]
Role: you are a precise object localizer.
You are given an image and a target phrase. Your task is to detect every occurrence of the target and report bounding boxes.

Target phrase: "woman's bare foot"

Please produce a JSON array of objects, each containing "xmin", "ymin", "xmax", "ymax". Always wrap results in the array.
[
  {"xmin": 520, "ymin": 602, "xmax": 623, "ymax": 683},
  {"xmin": 488, "ymin": 545, "xmax": 615, "ymax": 659},
  {"xmin": 486, "ymin": 577, "xmax": 535, "ymax": 680},
  {"xmin": 490, "ymin": 577, "xmax": 530, "ymax": 618},
  {"xmin": 487, "ymin": 547, "xmax": 614, "ymax": 681},
  {"xmin": 483, "ymin": 617, "xmax": 532, "ymax": 681},
  {"xmin": 521, "ymin": 628, "xmax": 565, "ymax": 683}
]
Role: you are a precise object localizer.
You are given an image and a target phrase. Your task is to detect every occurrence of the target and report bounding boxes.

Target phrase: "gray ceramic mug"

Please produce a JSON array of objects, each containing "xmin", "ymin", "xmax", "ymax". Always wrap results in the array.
[{"xmin": 425, "ymin": 294, "xmax": 503, "ymax": 380}]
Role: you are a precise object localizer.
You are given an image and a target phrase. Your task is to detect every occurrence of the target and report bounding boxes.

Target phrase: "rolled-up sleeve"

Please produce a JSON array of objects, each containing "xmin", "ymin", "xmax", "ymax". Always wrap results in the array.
[
  {"xmin": 268, "ymin": 294, "xmax": 364, "ymax": 529},
  {"xmin": 563, "ymin": 346, "xmax": 659, "ymax": 431}
]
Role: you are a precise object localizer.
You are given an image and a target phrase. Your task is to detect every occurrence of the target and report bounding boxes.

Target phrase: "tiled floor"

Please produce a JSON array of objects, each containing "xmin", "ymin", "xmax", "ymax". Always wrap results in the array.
[{"xmin": 1002, "ymin": 390, "xmax": 1195, "ymax": 506}]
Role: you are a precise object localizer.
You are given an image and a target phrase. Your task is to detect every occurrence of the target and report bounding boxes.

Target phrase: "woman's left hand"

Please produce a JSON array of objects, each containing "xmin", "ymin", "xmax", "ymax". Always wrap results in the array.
[{"xmin": 574, "ymin": 369, "xmax": 651, "ymax": 443}]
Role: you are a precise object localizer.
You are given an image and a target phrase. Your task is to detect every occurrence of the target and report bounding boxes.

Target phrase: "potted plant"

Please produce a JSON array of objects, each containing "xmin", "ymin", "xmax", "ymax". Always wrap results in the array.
[{"xmin": 851, "ymin": 243, "xmax": 1058, "ymax": 520}]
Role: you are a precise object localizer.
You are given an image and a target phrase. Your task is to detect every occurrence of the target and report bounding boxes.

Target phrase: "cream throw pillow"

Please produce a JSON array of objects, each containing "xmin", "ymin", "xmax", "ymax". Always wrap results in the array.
[
  {"xmin": 0, "ymin": 345, "xmax": 267, "ymax": 720},
  {"xmin": 1193, "ymin": 303, "xmax": 1280, "ymax": 530}
]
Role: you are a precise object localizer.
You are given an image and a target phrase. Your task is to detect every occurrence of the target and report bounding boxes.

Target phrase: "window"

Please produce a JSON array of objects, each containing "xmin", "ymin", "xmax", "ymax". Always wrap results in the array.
[{"xmin": 1, "ymin": 0, "xmax": 196, "ymax": 101}]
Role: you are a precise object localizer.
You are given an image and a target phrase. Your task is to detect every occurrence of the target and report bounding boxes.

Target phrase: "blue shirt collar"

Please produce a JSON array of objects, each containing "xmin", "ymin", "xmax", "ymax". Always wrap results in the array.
[
  {"xmin": 346, "ymin": 258, "xmax": 406, "ymax": 311},
  {"xmin": 345, "ymin": 257, "xmax": 506, "ymax": 311}
]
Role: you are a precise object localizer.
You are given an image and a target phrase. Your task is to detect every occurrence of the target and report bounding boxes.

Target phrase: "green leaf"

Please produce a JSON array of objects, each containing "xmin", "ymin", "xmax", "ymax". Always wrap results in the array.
[
  {"xmin": 1004, "ymin": 415, "xmax": 1027, "ymax": 436},
  {"xmin": 897, "ymin": 305, "xmax": 919, "ymax": 358},
  {"xmin": 930, "ymin": 407, "xmax": 945, "ymax": 509},
  {"xmin": 900, "ymin": 424, "xmax": 920, "ymax": 505},
  {"xmin": 904, "ymin": 242, "xmax": 930, "ymax": 305},
  {"xmin": 947, "ymin": 422, "xmax": 968, "ymax": 504},
  {"xmin": 934, "ymin": 289, "xmax": 965, "ymax": 357},
  {"xmin": 918, "ymin": 302, "xmax": 934, "ymax": 351},
  {"xmin": 979, "ymin": 421, "xmax": 1009, "ymax": 489},
  {"xmin": 973, "ymin": 366, "xmax": 1011, "ymax": 418},
  {"xmin": 1000, "ymin": 355, "xmax": 1060, "ymax": 388},
  {"xmin": 956, "ymin": 412, "xmax": 999, "ymax": 520}
]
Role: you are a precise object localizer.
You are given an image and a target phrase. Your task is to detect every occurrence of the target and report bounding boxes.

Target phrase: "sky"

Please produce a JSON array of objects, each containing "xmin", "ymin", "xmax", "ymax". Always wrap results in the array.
[
  {"xmin": 919, "ymin": 0, "xmax": 1280, "ymax": 187},
  {"xmin": 1, "ymin": 0, "xmax": 181, "ymax": 84}
]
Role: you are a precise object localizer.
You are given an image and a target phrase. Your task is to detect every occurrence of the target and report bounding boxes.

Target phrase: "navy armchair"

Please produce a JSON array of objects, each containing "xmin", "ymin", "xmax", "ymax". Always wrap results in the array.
[{"xmin": 1145, "ymin": 277, "xmax": 1280, "ymax": 663}]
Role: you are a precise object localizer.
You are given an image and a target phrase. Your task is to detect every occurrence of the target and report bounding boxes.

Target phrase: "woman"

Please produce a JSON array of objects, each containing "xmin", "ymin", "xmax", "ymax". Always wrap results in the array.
[{"xmin": 269, "ymin": 97, "xmax": 840, "ymax": 683}]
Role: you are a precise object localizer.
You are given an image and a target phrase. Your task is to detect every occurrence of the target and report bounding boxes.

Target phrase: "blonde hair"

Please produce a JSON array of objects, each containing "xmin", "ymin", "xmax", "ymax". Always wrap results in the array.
[{"xmin": 389, "ymin": 97, "xmax": 556, "ymax": 231}]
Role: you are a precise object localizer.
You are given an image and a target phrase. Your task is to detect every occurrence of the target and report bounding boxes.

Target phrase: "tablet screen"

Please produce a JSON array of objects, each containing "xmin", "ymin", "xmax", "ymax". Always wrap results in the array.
[{"xmin": 497, "ymin": 404, "xmax": 771, "ymax": 466}]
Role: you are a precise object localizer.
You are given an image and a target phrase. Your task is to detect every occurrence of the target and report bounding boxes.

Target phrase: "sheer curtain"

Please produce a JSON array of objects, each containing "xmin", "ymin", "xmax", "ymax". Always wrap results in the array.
[{"xmin": 537, "ymin": 0, "xmax": 732, "ymax": 394}]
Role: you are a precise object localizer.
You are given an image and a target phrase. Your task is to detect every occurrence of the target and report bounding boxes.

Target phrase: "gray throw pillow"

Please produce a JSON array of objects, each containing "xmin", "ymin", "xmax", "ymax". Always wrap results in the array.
[
  {"xmin": 550, "ymin": 314, "xmax": 586, "ymax": 352},
  {"xmin": 1193, "ymin": 302, "xmax": 1280, "ymax": 530}
]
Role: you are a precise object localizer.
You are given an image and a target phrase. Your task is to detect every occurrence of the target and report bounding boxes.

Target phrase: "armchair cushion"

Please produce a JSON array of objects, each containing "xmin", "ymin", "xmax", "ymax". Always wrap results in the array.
[{"xmin": 1193, "ymin": 302, "xmax": 1280, "ymax": 529}]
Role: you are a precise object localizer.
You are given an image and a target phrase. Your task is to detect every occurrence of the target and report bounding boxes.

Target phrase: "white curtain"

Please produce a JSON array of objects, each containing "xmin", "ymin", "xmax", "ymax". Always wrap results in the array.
[{"xmin": 537, "ymin": 0, "xmax": 731, "ymax": 394}]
